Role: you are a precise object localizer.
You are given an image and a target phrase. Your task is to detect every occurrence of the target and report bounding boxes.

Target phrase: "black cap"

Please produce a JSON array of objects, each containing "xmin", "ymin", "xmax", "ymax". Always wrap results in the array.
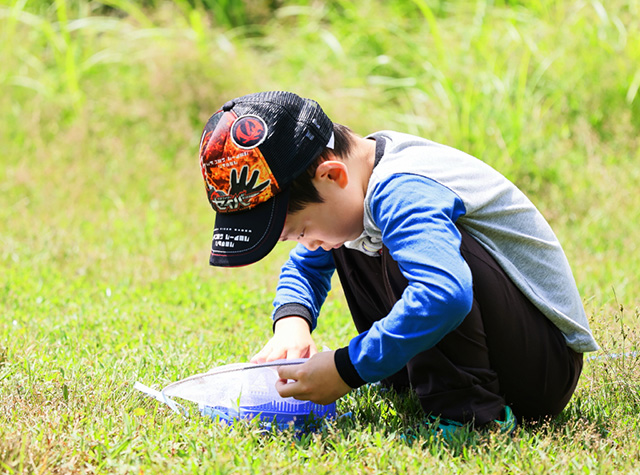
[{"xmin": 199, "ymin": 91, "xmax": 334, "ymax": 267}]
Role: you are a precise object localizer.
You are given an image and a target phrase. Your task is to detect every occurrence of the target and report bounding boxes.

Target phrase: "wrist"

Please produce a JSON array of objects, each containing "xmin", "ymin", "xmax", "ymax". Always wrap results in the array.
[{"xmin": 274, "ymin": 315, "xmax": 312, "ymax": 334}]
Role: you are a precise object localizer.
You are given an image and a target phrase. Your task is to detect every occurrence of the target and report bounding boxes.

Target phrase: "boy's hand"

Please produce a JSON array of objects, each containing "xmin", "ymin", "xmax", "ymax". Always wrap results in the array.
[
  {"xmin": 250, "ymin": 316, "xmax": 317, "ymax": 363},
  {"xmin": 275, "ymin": 351, "xmax": 351, "ymax": 405}
]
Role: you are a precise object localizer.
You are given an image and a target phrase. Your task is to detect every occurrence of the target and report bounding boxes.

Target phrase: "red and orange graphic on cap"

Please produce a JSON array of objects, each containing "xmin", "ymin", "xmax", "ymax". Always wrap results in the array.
[{"xmin": 199, "ymin": 111, "xmax": 280, "ymax": 213}]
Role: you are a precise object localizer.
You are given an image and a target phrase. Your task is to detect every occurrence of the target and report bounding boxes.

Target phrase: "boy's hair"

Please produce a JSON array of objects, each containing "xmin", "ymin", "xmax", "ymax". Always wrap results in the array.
[{"xmin": 287, "ymin": 123, "xmax": 356, "ymax": 214}]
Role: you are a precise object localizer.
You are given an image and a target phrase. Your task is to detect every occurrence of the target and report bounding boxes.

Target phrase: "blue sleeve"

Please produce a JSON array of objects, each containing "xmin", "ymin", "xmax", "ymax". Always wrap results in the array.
[
  {"xmin": 272, "ymin": 244, "xmax": 335, "ymax": 331},
  {"xmin": 347, "ymin": 173, "xmax": 473, "ymax": 383}
]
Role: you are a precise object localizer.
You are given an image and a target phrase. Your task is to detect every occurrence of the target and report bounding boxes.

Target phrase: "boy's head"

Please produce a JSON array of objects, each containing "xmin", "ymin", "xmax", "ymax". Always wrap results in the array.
[{"xmin": 199, "ymin": 91, "xmax": 335, "ymax": 267}]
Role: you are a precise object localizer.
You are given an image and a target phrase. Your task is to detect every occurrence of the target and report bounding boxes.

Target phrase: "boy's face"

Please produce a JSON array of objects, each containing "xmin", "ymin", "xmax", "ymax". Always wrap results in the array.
[{"xmin": 279, "ymin": 162, "xmax": 365, "ymax": 251}]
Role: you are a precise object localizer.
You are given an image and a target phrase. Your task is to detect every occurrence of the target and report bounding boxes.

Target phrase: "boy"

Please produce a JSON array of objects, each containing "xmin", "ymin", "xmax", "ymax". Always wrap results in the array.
[{"xmin": 198, "ymin": 91, "xmax": 598, "ymax": 431}]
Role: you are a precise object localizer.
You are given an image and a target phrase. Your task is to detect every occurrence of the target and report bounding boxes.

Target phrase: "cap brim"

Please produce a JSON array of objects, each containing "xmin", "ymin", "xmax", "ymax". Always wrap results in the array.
[{"xmin": 209, "ymin": 188, "xmax": 290, "ymax": 267}]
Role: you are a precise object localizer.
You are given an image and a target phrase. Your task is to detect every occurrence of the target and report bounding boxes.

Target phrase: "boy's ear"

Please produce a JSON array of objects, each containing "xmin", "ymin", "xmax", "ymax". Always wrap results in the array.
[{"xmin": 314, "ymin": 160, "xmax": 349, "ymax": 188}]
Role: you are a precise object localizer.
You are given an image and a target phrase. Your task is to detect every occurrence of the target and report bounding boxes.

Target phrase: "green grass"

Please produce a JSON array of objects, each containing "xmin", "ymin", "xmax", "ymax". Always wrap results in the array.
[{"xmin": 1, "ymin": 0, "xmax": 640, "ymax": 473}]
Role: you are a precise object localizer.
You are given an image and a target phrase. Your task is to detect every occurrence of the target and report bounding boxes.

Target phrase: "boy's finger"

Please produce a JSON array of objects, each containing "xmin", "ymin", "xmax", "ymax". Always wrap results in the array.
[
  {"xmin": 276, "ymin": 364, "xmax": 297, "ymax": 381},
  {"xmin": 274, "ymin": 378, "xmax": 292, "ymax": 397},
  {"xmin": 250, "ymin": 348, "xmax": 265, "ymax": 363},
  {"xmin": 275, "ymin": 378, "xmax": 307, "ymax": 400},
  {"xmin": 250, "ymin": 345, "xmax": 272, "ymax": 364},
  {"xmin": 285, "ymin": 347, "xmax": 308, "ymax": 360}
]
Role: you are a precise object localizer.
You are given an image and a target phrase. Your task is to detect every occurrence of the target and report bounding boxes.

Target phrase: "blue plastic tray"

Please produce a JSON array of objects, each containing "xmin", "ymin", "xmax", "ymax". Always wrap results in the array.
[{"xmin": 201, "ymin": 399, "xmax": 336, "ymax": 431}]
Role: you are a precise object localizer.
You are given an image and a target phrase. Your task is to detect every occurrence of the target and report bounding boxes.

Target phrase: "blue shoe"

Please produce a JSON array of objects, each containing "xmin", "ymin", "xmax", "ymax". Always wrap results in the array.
[
  {"xmin": 399, "ymin": 406, "xmax": 517, "ymax": 444},
  {"xmin": 427, "ymin": 415, "xmax": 467, "ymax": 442},
  {"xmin": 427, "ymin": 405, "xmax": 517, "ymax": 441},
  {"xmin": 493, "ymin": 405, "xmax": 517, "ymax": 435}
]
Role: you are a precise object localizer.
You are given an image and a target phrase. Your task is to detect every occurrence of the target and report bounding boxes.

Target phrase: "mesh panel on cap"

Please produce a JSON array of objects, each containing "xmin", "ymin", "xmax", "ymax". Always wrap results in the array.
[{"xmin": 231, "ymin": 92, "xmax": 333, "ymax": 186}]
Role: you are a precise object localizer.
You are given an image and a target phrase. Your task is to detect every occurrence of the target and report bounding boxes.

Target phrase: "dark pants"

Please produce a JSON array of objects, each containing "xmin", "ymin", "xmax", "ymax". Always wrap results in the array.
[{"xmin": 331, "ymin": 228, "xmax": 583, "ymax": 425}]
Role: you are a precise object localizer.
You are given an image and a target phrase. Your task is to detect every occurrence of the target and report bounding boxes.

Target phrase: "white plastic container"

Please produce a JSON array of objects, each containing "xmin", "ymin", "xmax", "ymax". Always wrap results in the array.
[{"xmin": 135, "ymin": 359, "xmax": 336, "ymax": 431}]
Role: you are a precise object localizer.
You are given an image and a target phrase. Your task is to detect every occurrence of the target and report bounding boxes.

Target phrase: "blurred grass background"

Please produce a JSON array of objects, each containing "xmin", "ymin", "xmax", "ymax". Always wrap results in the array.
[{"xmin": 1, "ymin": 0, "xmax": 639, "ymax": 473}]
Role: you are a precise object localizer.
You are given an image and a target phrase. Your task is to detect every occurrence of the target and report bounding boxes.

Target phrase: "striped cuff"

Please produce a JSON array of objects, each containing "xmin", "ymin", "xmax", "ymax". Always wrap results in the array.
[
  {"xmin": 334, "ymin": 346, "xmax": 367, "ymax": 388},
  {"xmin": 272, "ymin": 303, "xmax": 313, "ymax": 332}
]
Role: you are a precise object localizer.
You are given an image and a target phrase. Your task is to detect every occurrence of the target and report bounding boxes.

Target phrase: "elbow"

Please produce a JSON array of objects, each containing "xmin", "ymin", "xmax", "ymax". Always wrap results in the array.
[
  {"xmin": 449, "ymin": 273, "xmax": 473, "ymax": 327},
  {"xmin": 453, "ymin": 288, "xmax": 473, "ymax": 327},
  {"xmin": 409, "ymin": 275, "xmax": 473, "ymax": 330}
]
